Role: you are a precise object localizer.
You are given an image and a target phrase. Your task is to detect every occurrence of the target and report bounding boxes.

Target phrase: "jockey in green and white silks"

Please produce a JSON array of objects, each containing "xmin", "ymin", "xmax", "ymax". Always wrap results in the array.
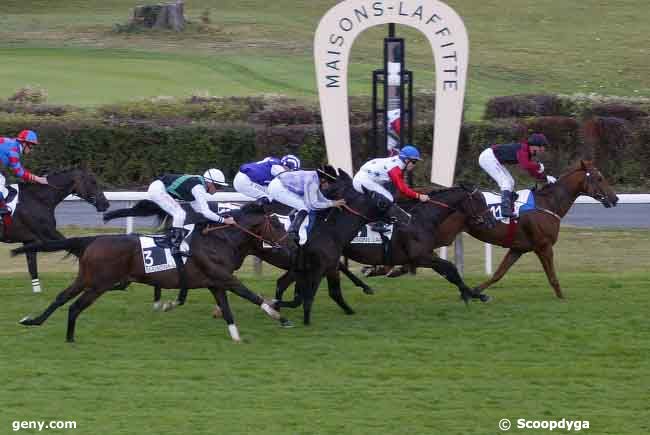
[{"xmin": 147, "ymin": 168, "xmax": 233, "ymax": 251}]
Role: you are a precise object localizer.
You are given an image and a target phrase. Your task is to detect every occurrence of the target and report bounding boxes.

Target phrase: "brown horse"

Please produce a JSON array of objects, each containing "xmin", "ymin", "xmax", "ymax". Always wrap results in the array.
[
  {"xmin": 13, "ymin": 203, "xmax": 287, "ymax": 343},
  {"xmin": 437, "ymin": 160, "xmax": 618, "ymax": 298}
]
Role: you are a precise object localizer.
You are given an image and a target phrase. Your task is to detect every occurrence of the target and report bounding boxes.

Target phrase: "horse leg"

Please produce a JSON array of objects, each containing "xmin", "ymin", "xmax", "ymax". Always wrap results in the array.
[
  {"xmin": 222, "ymin": 276, "xmax": 282, "ymax": 321},
  {"xmin": 338, "ymin": 261, "xmax": 374, "ymax": 295},
  {"xmin": 208, "ymin": 288, "xmax": 241, "ymax": 342},
  {"xmin": 20, "ymin": 277, "xmax": 85, "ymax": 326},
  {"xmin": 274, "ymin": 270, "xmax": 294, "ymax": 301},
  {"xmin": 473, "ymin": 249, "xmax": 523, "ymax": 294},
  {"xmin": 25, "ymin": 250, "xmax": 42, "ymax": 293},
  {"xmin": 326, "ymin": 269, "xmax": 355, "ymax": 315},
  {"xmin": 152, "ymin": 286, "xmax": 163, "ymax": 311},
  {"xmin": 66, "ymin": 287, "xmax": 108, "ymax": 342},
  {"xmin": 302, "ymin": 273, "xmax": 323, "ymax": 325},
  {"xmin": 428, "ymin": 256, "xmax": 474, "ymax": 304},
  {"xmin": 534, "ymin": 245, "xmax": 564, "ymax": 299}
]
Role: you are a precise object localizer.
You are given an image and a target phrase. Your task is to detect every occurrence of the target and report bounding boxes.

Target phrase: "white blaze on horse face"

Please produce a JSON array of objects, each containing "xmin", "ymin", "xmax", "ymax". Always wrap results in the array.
[{"xmin": 314, "ymin": 0, "xmax": 468, "ymax": 187}]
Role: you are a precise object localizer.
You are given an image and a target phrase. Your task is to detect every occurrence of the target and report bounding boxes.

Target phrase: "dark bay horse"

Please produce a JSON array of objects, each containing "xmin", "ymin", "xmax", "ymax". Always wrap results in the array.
[
  {"xmin": 1, "ymin": 168, "xmax": 109, "ymax": 292},
  {"xmin": 331, "ymin": 186, "xmax": 496, "ymax": 298},
  {"xmin": 274, "ymin": 170, "xmax": 396, "ymax": 325},
  {"xmin": 437, "ymin": 160, "xmax": 618, "ymax": 298},
  {"xmin": 13, "ymin": 203, "xmax": 286, "ymax": 343}
]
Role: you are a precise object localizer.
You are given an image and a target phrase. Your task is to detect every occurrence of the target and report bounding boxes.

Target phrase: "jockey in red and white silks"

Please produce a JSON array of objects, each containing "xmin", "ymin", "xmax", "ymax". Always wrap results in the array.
[{"xmin": 353, "ymin": 145, "xmax": 429, "ymax": 203}]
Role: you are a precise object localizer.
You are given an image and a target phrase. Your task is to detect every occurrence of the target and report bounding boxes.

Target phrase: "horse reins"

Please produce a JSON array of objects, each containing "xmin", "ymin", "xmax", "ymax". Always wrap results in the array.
[{"xmin": 202, "ymin": 216, "xmax": 284, "ymax": 248}]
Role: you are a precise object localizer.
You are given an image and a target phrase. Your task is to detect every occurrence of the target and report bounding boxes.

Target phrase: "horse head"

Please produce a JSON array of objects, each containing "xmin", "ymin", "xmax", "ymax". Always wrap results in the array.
[
  {"xmin": 577, "ymin": 160, "xmax": 619, "ymax": 208},
  {"xmin": 49, "ymin": 168, "xmax": 109, "ymax": 212},
  {"xmin": 428, "ymin": 185, "xmax": 496, "ymax": 229}
]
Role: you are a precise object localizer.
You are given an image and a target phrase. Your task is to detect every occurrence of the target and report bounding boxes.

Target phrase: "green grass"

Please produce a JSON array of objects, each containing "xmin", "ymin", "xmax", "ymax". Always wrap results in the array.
[
  {"xmin": 0, "ymin": 272, "xmax": 648, "ymax": 434},
  {"xmin": 1, "ymin": 1, "xmax": 649, "ymax": 118},
  {"xmin": 0, "ymin": 227, "xmax": 648, "ymax": 433}
]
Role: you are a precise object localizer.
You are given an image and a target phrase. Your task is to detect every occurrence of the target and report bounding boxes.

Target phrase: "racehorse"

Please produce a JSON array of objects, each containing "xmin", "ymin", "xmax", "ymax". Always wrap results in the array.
[
  {"xmin": 13, "ymin": 203, "xmax": 287, "ymax": 343},
  {"xmin": 103, "ymin": 199, "xmax": 377, "ymax": 315},
  {"xmin": 283, "ymin": 186, "xmax": 497, "ymax": 302},
  {"xmin": 274, "ymin": 169, "xmax": 398, "ymax": 325},
  {"xmin": 1, "ymin": 168, "xmax": 109, "ymax": 292},
  {"xmin": 437, "ymin": 160, "xmax": 618, "ymax": 298}
]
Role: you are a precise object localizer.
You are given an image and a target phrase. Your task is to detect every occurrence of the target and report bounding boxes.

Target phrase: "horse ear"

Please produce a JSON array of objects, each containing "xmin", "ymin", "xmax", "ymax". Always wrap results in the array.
[
  {"xmin": 338, "ymin": 169, "xmax": 351, "ymax": 182},
  {"xmin": 459, "ymin": 182, "xmax": 475, "ymax": 192}
]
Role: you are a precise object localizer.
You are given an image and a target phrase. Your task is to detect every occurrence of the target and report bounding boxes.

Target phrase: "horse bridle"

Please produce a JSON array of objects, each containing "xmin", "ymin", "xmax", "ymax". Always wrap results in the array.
[{"xmin": 425, "ymin": 189, "xmax": 492, "ymax": 225}]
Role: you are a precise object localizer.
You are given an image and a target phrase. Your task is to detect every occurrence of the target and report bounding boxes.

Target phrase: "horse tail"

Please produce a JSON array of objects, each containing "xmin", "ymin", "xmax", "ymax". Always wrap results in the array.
[
  {"xmin": 103, "ymin": 200, "xmax": 166, "ymax": 225},
  {"xmin": 11, "ymin": 237, "xmax": 99, "ymax": 258}
]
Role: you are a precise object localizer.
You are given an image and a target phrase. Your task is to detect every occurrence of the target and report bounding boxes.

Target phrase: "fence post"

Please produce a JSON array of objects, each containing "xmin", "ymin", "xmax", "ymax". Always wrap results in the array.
[
  {"xmin": 126, "ymin": 201, "xmax": 134, "ymax": 234},
  {"xmin": 485, "ymin": 243, "xmax": 493, "ymax": 275},
  {"xmin": 454, "ymin": 233, "xmax": 464, "ymax": 277}
]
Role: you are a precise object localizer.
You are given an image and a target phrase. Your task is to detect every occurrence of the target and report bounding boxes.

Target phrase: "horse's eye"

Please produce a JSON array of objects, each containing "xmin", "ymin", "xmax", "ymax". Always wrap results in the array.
[{"xmin": 597, "ymin": 177, "xmax": 603, "ymax": 182}]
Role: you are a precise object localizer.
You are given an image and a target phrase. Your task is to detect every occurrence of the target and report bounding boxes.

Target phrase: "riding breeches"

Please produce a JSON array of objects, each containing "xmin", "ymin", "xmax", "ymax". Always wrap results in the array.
[
  {"xmin": 267, "ymin": 178, "xmax": 308, "ymax": 211},
  {"xmin": 147, "ymin": 180, "xmax": 186, "ymax": 228},
  {"xmin": 479, "ymin": 148, "xmax": 515, "ymax": 191},
  {"xmin": 0, "ymin": 172, "xmax": 6, "ymax": 198},
  {"xmin": 233, "ymin": 172, "xmax": 269, "ymax": 200},
  {"xmin": 352, "ymin": 170, "xmax": 394, "ymax": 202}
]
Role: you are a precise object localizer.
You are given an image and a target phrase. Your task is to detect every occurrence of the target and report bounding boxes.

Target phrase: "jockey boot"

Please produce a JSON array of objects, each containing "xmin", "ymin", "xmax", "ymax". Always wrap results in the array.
[
  {"xmin": 501, "ymin": 190, "xmax": 514, "ymax": 218},
  {"xmin": 287, "ymin": 210, "xmax": 308, "ymax": 244},
  {"xmin": 254, "ymin": 197, "xmax": 271, "ymax": 207}
]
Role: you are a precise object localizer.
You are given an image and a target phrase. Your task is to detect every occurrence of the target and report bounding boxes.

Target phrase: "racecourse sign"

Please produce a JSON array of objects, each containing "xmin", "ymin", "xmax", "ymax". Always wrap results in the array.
[{"xmin": 314, "ymin": 0, "xmax": 468, "ymax": 186}]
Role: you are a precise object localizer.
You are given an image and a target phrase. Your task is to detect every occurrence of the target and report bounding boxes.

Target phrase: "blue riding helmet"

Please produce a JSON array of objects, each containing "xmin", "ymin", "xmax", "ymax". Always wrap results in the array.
[
  {"xmin": 399, "ymin": 145, "xmax": 421, "ymax": 161},
  {"xmin": 281, "ymin": 154, "xmax": 301, "ymax": 170}
]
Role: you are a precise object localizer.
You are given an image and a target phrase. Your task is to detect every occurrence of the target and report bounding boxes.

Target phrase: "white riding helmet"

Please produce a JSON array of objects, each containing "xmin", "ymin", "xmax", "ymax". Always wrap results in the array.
[{"xmin": 203, "ymin": 168, "xmax": 229, "ymax": 186}]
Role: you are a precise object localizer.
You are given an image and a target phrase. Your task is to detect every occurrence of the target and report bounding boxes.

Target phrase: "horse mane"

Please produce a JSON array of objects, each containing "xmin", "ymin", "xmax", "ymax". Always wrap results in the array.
[{"xmin": 535, "ymin": 160, "xmax": 588, "ymax": 196}]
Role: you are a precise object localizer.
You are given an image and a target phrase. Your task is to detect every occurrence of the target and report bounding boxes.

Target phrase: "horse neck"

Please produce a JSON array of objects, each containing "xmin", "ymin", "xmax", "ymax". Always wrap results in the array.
[
  {"xmin": 316, "ymin": 208, "xmax": 368, "ymax": 247},
  {"xmin": 536, "ymin": 172, "xmax": 583, "ymax": 217},
  {"xmin": 25, "ymin": 176, "xmax": 74, "ymax": 207},
  {"xmin": 417, "ymin": 189, "xmax": 465, "ymax": 227}
]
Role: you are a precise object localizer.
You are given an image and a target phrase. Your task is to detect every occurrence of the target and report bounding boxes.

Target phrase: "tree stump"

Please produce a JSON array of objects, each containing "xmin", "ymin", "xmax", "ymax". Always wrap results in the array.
[{"xmin": 133, "ymin": 1, "xmax": 185, "ymax": 31}]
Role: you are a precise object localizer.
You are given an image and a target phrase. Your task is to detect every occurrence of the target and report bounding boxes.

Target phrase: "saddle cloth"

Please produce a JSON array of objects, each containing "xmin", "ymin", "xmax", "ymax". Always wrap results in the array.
[
  {"xmin": 351, "ymin": 223, "xmax": 395, "ymax": 244},
  {"xmin": 139, "ymin": 224, "xmax": 194, "ymax": 274},
  {"xmin": 483, "ymin": 189, "xmax": 536, "ymax": 223}
]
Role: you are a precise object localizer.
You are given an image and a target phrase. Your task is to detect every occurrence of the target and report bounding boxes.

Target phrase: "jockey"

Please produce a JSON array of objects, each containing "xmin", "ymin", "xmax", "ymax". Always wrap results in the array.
[
  {"xmin": 147, "ymin": 168, "xmax": 234, "ymax": 252},
  {"xmin": 233, "ymin": 154, "xmax": 300, "ymax": 205},
  {"xmin": 267, "ymin": 166, "xmax": 346, "ymax": 243},
  {"xmin": 0, "ymin": 130, "xmax": 48, "ymax": 215},
  {"xmin": 479, "ymin": 133, "xmax": 557, "ymax": 218},
  {"xmin": 352, "ymin": 145, "xmax": 430, "ymax": 203}
]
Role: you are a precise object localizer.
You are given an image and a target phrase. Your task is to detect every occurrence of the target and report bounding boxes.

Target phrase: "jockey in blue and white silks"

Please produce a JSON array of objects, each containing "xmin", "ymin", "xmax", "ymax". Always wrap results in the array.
[
  {"xmin": 233, "ymin": 155, "xmax": 300, "ymax": 205},
  {"xmin": 0, "ymin": 130, "xmax": 48, "ymax": 215},
  {"xmin": 267, "ymin": 168, "xmax": 345, "ymax": 242},
  {"xmin": 147, "ymin": 168, "xmax": 233, "ymax": 252}
]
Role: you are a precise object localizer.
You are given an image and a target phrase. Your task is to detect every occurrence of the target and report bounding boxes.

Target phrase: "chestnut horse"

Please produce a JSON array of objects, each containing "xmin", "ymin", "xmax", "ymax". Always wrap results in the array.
[{"xmin": 437, "ymin": 160, "xmax": 618, "ymax": 298}]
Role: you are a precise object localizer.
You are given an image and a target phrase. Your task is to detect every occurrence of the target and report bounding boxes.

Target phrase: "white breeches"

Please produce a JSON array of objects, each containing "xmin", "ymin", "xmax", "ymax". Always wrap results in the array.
[
  {"xmin": 0, "ymin": 172, "xmax": 6, "ymax": 198},
  {"xmin": 479, "ymin": 148, "xmax": 515, "ymax": 191},
  {"xmin": 147, "ymin": 180, "xmax": 186, "ymax": 228},
  {"xmin": 233, "ymin": 172, "xmax": 269, "ymax": 200},
  {"xmin": 352, "ymin": 170, "xmax": 394, "ymax": 202},
  {"xmin": 268, "ymin": 178, "xmax": 307, "ymax": 211}
]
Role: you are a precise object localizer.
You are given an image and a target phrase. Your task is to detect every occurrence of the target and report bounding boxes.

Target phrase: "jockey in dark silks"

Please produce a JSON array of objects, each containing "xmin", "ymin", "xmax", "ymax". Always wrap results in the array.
[
  {"xmin": 478, "ymin": 133, "xmax": 557, "ymax": 217},
  {"xmin": 0, "ymin": 130, "xmax": 48, "ymax": 215}
]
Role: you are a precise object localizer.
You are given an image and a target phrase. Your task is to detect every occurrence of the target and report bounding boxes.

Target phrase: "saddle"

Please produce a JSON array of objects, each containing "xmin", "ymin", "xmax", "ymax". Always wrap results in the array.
[{"xmin": 0, "ymin": 186, "xmax": 18, "ymax": 240}]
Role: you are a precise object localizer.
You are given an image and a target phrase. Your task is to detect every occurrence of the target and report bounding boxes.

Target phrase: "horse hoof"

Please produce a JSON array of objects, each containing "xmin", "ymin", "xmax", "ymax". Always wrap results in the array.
[
  {"xmin": 479, "ymin": 294, "xmax": 493, "ymax": 303},
  {"xmin": 345, "ymin": 310, "xmax": 356, "ymax": 315},
  {"xmin": 362, "ymin": 287, "xmax": 375, "ymax": 295},
  {"xmin": 162, "ymin": 300, "xmax": 178, "ymax": 312},
  {"xmin": 152, "ymin": 301, "xmax": 163, "ymax": 311},
  {"xmin": 212, "ymin": 305, "xmax": 223, "ymax": 318},
  {"xmin": 280, "ymin": 319, "xmax": 294, "ymax": 328},
  {"xmin": 19, "ymin": 316, "xmax": 33, "ymax": 325},
  {"xmin": 261, "ymin": 301, "xmax": 281, "ymax": 320}
]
